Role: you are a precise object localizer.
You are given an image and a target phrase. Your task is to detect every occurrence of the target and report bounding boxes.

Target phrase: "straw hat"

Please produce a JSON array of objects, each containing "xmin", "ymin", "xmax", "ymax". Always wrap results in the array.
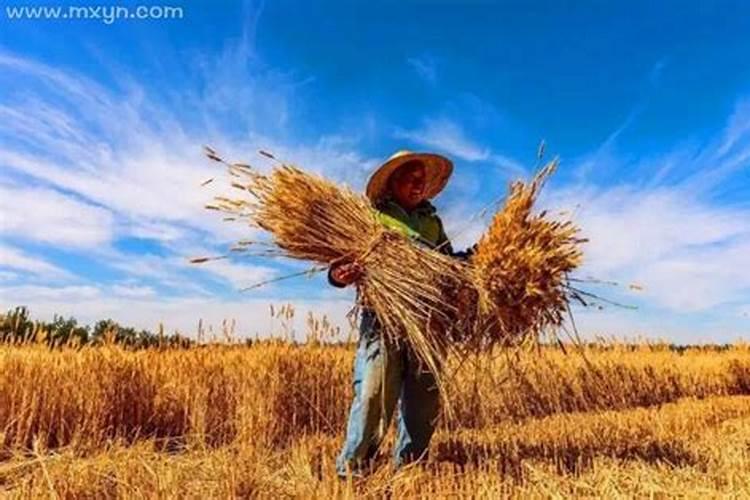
[{"xmin": 365, "ymin": 150, "xmax": 453, "ymax": 204}]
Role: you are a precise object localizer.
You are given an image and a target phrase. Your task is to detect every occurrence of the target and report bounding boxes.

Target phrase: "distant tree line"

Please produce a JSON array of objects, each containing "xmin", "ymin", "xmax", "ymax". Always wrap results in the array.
[
  {"xmin": 1, "ymin": 306, "xmax": 739, "ymax": 351},
  {"xmin": 0, "ymin": 306, "xmax": 194, "ymax": 349}
]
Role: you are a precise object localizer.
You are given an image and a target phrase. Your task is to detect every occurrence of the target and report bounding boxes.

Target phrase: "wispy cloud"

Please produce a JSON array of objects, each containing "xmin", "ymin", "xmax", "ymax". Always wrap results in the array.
[
  {"xmin": 0, "ymin": 244, "xmax": 74, "ymax": 281},
  {"xmin": 395, "ymin": 117, "xmax": 489, "ymax": 161},
  {"xmin": 575, "ymin": 59, "xmax": 667, "ymax": 183},
  {"xmin": 195, "ymin": 259, "xmax": 277, "ymax": 290},
  {"xmin": 110, "ymin": 284, "xmax": 157, "ymax": 298},
  {"xmin": 4, "ymin": 284, "xmax": 102, "ymax": 302},
  {"xmin": 395, "ymin": 118, "xmax": 490, "ymax": 161},
  {"xmin": 544, "ymin": 96, "xmax": 750, "ymax": 319},
  {"xmin": 0, "ymin": 36, "xmax": 379, "ymax": 310},
  {"xmin": 394, "ymin": 117, "xmax": 526, "ymax": 176},
  {"xmin": 428, "ymin": 91, "xmax": 750, "ymax": 339},
  {"xmin": 0, "ymin": 181, "xmax": 114, "ymax": 249},
  {"xmin": 680, "ymin": 98, "xmax": 750, "ymax": 194},
  {"xmin": 407, "ymin": 55, "xmax": 438, "ymax": 85},
  {"xmin": 0, "ymin": 271, "xmax": 18, "ymax": 282},
  {"xmin": 438, "ymin": 200, "xmax": 489, "ymax": 251},
  {"xmin": 717, "ymin": 98, "xmax": 750, "ymax": 158},
  {"xmin": 547, "ymin": 183, "xmax": 750, "ymax": 312},
  {"xmin": 649, "ymin": 58, "xmax": 667, "ymax": 86}
]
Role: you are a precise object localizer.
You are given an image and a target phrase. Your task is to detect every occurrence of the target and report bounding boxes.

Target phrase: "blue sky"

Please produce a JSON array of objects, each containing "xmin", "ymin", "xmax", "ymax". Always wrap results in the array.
[{"xmin": 1, "ymin": 1, "xmax": 749, "ymax": 342}]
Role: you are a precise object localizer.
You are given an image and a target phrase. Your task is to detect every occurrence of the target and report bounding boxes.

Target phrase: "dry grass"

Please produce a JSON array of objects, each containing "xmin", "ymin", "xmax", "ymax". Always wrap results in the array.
[
  {"xmin": 2, "ymin": 332, "xmax": 750, "ymax": 498},
  {"xmin": 4, "ymin": 395, "xmax": 750, "ymax": 498},
  {"xmin": 470, "ymin": 159, "xmax": 584, "ymax": 345}
]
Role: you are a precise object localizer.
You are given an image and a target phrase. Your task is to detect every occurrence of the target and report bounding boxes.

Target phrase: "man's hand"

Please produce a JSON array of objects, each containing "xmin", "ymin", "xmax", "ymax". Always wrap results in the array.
[{"xmin": 329, "ymin": 260, "xmax": 363, "ymax": 287}]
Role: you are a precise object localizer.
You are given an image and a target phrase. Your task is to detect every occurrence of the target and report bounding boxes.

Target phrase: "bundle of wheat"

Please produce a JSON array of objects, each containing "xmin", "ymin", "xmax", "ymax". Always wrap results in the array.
[
  {"xmin": 206, "ymin": 159, "xmax": 472, "ymax": 409},
  {"xmin": 469, "ymin": 160, "xmax": 585, "ymax": 347},
  {"xmin": 202, "ymin": 149, "xmax": 585, "ymax": 411}
]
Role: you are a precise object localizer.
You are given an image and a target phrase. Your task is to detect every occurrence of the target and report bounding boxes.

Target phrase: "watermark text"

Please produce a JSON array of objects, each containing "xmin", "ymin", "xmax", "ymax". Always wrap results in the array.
[{"xmin": 5, "ymin": 5, "xmax": 184, "ymax": 24}]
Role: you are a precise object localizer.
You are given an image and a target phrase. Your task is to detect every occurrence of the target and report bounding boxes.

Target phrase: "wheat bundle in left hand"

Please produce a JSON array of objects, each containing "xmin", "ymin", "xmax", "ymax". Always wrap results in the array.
[{"xmin": 202, "ymin": 150, "xmax": 474, "ymax": 413}]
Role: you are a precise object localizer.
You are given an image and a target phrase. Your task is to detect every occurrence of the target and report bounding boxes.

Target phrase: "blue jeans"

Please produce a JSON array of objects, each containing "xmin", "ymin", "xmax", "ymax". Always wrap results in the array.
[{"xmin": 336, "ymin": 310, "xmax": 440, "ymax": 477}]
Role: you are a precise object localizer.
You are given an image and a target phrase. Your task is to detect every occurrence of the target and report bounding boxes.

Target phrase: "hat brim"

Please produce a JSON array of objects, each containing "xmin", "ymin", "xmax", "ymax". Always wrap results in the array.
[{"xmin": 365, "ymin": 152, "xmax": 453, "ymax": 204}]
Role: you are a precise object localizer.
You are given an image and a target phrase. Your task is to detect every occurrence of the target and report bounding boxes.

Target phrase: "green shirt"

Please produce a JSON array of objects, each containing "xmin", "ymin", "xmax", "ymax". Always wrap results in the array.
[
  {"xmin": 375, "ymin": 198, "xmax": 453, "ymax": 255},
  {"xmin": 328, "ymin": 198, "xmax": 460, "ymax": 287}
]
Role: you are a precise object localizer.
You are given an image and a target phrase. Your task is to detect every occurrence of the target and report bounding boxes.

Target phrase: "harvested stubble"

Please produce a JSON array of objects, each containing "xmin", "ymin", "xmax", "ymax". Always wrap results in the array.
[
  {"xmin": 4, "ymin": 383, "xmax": 750, "ymax": 498},
  {"xmin": 470, "ymin": 159, "xmax": 585, "ymax": 345}
]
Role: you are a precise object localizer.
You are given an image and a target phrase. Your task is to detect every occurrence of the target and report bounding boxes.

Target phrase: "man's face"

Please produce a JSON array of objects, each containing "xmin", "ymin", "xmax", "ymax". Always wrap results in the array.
[{"xmin": 389, "ymin": 162, "xmax": 427, "ymax": 210}]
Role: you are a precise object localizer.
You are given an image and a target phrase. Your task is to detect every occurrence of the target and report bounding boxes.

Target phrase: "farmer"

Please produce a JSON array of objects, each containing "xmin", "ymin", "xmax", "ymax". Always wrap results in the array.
[{"xmin": 329, "ymin": 150, "xmax": 470, "ymax": 477}]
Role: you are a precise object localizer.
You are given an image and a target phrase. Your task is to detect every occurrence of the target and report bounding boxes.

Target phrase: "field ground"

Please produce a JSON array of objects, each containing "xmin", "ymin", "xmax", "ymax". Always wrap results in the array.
[{"xmin": 2, "ymin": 340, "xmax": 750, "ymax": 498}]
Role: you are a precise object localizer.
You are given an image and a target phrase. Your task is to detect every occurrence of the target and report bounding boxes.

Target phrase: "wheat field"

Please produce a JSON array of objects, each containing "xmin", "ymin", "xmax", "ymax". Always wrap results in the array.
[{"xmin": 1, "ymin": 316, "xmax": 750, "ymax": 498}]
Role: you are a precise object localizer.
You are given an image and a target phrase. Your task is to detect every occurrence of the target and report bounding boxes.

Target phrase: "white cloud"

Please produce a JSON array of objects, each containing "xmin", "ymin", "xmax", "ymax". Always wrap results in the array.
[
  {"xmin": 489, "ymin": 153, "xmax": 527, "ymax": 176},
  {"xmin": 1, "ymin": 283, "xmax": 356, "ymax": 339},
  {"xmin": 0, "ymin": 244, "xmax": 73, "ymax": 280},
  {"xmin": 0, "ymin": 49, "xmax": 379, "ymax": 250},
  {"xmin": 124, "ymin": 220, "xmax": 190, "ymax": 244},
  {"xmin": 550, "ymin": 186, "xmax": 747, "ymax": 275},
  {"xmin": 0, "ymin": 183, "xmax": 113, "ymax": 249},
  {"xmin": 111, "ymin": 284, "xmax": 156, "ymax": 298},
  {"xmin": 394, "ymin": 117, "xmax": 526, "ymax": 177},
  {"xmin": 92, "ymin": 242, "xmax": 279, "ymax": 298},
  {"xmin": 632, "ymin": 237, "xmax": 750, "ymax": 312},
  {"xmin": 241, "ymin": 133, "xmax": 379, "ymax": 191},
  {"xmin": 716, "ymin": 98, "xmax": 750, "ymax": 158},
  {"xmin": 0, "ymin": 140, "xmax": 241, "ymax": 246},
  {"xmin": 0, "ymin": 43, "xmax": 379, "ymax": 302},
  {"xmin": 618, "ymin": 98, "xmax": 750, "ymax": 193},
  {"xmin": 2, "ymin": 285, "xmax": 101, "ymax": 303},
  {"xmin": 395, "ymin": 117, "xmax": 491, "ymax": 162},
  {"xmin": 103, "ymin": 251, "xmax": 216, "ymax": 297},
  {"xmin": 438, "ymin": 201, "xmax": 488, "ymax": 251},
  {"xmin": 194, "ymin": 259, "xmax": 276, "ymax": 289},
  {"xmin": 0, "ymin": 271, "xmax": 19, "ymax": 282},
  {"xmin": 568, "ymin": 306, "xmax": 750, "ymax": 344},
  {"xmin": 543, "ymin": 141, "xmax": 750, "ymax": 316},
  {"xmin": 532, "ymin": 92, "xmax": 750, "ymax": 321}
]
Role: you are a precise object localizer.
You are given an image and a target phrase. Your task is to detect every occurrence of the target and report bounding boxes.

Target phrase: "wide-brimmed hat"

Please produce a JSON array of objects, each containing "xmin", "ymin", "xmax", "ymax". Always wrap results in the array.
[{"xmin": 365, "ymin": 150, "xmax": 453, "ymax": 204}]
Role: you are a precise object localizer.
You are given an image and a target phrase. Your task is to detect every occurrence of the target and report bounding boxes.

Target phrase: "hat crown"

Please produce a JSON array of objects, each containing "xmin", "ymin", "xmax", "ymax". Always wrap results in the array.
[{"xmin": 387, "ymin": 150, "xmax": 413, "ymax": 162}]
